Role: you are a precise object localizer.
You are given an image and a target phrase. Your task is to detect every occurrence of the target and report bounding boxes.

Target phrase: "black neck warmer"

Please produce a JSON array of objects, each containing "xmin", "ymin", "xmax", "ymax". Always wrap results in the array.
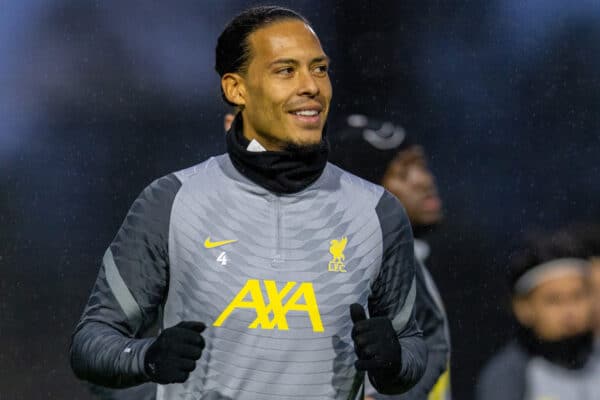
[
  {"xmin": 226, "ymin": 113, "xmax": 329, "ymax": 194},
  {"xmin": 516, "ymin": 325, "xmax": 594, "ymax": 370}
]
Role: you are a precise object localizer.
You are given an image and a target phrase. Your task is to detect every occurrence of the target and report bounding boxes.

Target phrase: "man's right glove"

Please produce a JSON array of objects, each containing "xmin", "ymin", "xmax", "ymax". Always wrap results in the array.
[
  {"xmin": 144, "ymin": 321, "xmax": 206, "ymax": 384},
  {"xmin": 350, "ymin": 303, "xmax": 403, "ymax": 393}
]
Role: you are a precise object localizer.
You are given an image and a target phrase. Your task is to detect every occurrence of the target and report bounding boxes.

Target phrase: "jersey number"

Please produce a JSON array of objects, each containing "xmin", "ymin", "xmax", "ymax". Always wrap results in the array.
[{"xmin": 217, "ymin": 252, "xmax": 228, "ymax": 266}]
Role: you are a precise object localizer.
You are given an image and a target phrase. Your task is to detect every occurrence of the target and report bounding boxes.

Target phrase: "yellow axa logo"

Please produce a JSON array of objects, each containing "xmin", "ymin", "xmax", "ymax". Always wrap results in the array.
[
  {"xmin": 213, "ymin": 279, "xmax": 324, "ymax": 332},
  {"xmin": 328, "ymin": 236, "xmax": 348, "ymax": 272}
]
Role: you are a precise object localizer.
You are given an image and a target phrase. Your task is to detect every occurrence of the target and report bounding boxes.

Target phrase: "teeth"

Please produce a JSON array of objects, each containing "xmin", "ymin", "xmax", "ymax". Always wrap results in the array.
[{"xmin": 294, "ymin": 110, "xmax": 318, "ymax": 116}]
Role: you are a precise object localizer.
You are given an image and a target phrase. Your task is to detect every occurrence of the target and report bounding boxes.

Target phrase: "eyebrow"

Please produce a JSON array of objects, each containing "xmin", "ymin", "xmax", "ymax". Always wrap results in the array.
[{"xmin": 268, "ymin": 56, "xmax": 330, "ymax": 68}]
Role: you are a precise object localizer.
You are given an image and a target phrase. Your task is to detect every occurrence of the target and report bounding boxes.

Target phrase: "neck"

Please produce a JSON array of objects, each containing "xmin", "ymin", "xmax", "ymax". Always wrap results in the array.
[
  {"xmin": 516, "ymin": 325, "xmax": 593, "ymax": 369},
  {"xmin": 412, "ymin": 223, "xmax": 440, "ymax": 239},
  {"xmin": 226, "ymin": 113, "xmax": 329, "ymax": 194}
]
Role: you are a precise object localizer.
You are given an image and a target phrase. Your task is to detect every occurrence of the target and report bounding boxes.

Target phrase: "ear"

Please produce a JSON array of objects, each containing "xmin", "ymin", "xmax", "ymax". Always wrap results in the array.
[
  {"xmin": 221, "ymin": 73, "xmax": 246, "ymax": 107},
  {"xmin": 512, "ymin": 296, "xmax": 533, "ymax": 327},
  {"xmin": 223, "ymin": 113, "xmax": 235, "ymax": 132}
]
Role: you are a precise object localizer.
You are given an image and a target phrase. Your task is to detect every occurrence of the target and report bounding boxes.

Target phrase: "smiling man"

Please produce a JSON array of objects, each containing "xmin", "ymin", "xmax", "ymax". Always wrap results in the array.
[
  {"xmin": 70, "ymin": 6, "xmax": 426, "ymax": 400},
  {"xmin": 220, "ymin": 18, "xmax": 331, "ymax": 151}
]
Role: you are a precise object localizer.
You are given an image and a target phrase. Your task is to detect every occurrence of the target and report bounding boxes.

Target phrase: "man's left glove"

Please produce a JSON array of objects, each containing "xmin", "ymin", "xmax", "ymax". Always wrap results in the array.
[
  {"xmin": 350, "ymin": 303, "xmax": 402, "ymax": 380},
  {"xmin": 144, "ymin": 321, "xmax": 206, "ymax": 384}
]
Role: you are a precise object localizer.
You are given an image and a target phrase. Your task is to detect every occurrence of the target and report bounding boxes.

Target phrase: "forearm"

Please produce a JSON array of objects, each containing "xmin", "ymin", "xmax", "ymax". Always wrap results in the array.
[
  {"xmin": 368, "ymin": 334, "xmax": 427, "ymax": 395},
  {"xmin": 403, "ymin": 312, "xmax": 449, "ymax": 397},
  {"xmin": 396, "ymin": 348, "xmax": 447, "ymax": 400},
  {"xmin": 70, "ymin": 321, "xmax": 154, "ymax": 388}
]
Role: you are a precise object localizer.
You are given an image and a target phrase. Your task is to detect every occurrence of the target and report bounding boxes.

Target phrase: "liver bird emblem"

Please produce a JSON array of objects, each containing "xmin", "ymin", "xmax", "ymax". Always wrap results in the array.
[{"xmin": 328, "ymin": 236, "xmax": 348, "ymax": 272}]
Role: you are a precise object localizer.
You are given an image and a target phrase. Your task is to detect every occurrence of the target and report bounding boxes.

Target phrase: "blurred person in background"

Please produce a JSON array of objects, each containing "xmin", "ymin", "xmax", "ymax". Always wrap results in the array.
[
  {"xmin": 476, "ymin": 228, "xmax": 599, "ymax": 400},
  {"xmin": 568, "ymin": 223, "xmax": 600, "ymax": 341},
  {"xmin": 584, "ymin": 227, "xmax": 600, "ymax": 341},
  {"xmin": 329, "ymin": 114, "xmax": 451, "ymax": 400}
]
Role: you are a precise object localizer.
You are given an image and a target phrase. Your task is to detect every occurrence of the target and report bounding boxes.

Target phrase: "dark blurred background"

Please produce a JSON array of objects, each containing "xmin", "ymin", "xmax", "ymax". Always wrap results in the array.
[{"xmin": 1, "ymin": 1, "xmax": 599, "ymax": 399}]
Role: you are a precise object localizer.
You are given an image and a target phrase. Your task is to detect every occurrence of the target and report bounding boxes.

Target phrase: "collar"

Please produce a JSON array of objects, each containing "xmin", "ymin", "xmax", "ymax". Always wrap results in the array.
[
  {"xmin": 516, "ymin": 325, "xmax": 594, "ymax": 370},
  {"xmin": 247, "ymin": 139, "xmax": 266, "ymax": 152}
]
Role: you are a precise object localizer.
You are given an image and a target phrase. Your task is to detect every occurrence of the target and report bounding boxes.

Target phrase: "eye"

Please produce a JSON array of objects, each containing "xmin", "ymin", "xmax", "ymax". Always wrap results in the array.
[
  {"xmin": 276, "ymin": 67, "xmax": 294, "ymax": 76},
  {"xmin": 313, "ymin": 64, "xmax": 329, "ymax": 76}
]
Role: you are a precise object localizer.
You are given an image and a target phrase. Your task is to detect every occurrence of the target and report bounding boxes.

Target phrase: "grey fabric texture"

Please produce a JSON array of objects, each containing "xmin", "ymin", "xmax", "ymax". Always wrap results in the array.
[
  {"xmin": 103, "ymin": 248, "xmax": 143, "ymax": 331},
  {"xmin": 366, "ymin": 190, "xmax": 427, "ymax": 394},
  {"xmin": 477, "ymin": 340, "xmax": 600, "ymax": 400},
  {"xmin": 524, "ymin": 351, "xmax": 600, "ymax": 400},
  {"xmin": 401, "ymin": 260, "xmax": 450, "ymax": 400},
  {"xmin": 86, "ymin": 381, "xmax": 157, "ymax": 400},
  {"xmin": 475, "ymin": 342, "xmax": 529, "ymax": 400},
  {"xmin": 71, "ymin": 156, "xmax": 425, "ymax": 399},
  {"xmin": 370, "ymin": 258, "xmax": 450, "ymax": 400}
]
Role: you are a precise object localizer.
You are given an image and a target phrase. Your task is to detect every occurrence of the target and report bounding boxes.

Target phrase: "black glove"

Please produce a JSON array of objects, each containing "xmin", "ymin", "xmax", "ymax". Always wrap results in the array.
[
  {"xmin": 144, "ymin": 321, "xmax": 206, "ymax": 384},
  {"xmin": 350, "ymin": 303, "xmax": 402, "ymax": 378}
]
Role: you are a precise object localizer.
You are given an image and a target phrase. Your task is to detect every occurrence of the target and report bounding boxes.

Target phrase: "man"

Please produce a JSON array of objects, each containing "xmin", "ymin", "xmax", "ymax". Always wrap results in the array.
[
  {"xmin": 476, "ymin": 229, "xmax": 599, "ymax": 400},
  {"xmin": 70, "ymin": 6, "xmax": 426, "ymax": 400},
  {"xmin": 329, "ymin": 115, "xmax": 451, "ymax": 400},
  {"xmin": 568, "ymin": 223, "xmax": 600, "ymax": 339}
]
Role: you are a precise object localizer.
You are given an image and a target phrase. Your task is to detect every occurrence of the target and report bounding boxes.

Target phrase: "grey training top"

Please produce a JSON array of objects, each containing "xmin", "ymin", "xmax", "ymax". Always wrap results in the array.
[
  {"xmin": 476, "ymin": 341, "xmax": 600, "ymax": 400},
  {"xmin": 70, "ymin": 155, "xmax": 426, "ymax": 400}
]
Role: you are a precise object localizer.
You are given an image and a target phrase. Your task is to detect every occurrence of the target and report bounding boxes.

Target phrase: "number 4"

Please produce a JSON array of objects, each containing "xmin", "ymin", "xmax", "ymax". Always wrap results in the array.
[{"xmin": 217, "ymin": 252, "xmax": 228, "ymax": 266}]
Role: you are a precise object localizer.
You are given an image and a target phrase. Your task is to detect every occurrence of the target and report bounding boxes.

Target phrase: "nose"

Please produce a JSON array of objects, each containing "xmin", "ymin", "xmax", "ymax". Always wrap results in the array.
[
  {"xmin": 561, "ymin": 311, "xmax": 581, "ymax": 335},
  {"xmin": 297, "ymin": 69, "xmax": 319, "ymax": 97},
  {"xmin": 410, "ymin": 166, "xmax": 436, "ymax": 190},
  {"xmin": 561, "ymin": 303, "xmax": 589, "ymax": 334}
]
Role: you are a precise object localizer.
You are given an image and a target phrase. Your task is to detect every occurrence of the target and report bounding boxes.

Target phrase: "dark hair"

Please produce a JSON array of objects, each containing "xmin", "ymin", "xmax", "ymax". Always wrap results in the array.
[
  {"xmin": 508, "ymin": 228, "xmax": 588, "ymax": 295},
  {"xmin": 565, "ymin": 223, "xmax": 600, "ymax": 258},
  {"xmin": 215, "ymin": 6, "xmax": 310, "ymax": 106}
]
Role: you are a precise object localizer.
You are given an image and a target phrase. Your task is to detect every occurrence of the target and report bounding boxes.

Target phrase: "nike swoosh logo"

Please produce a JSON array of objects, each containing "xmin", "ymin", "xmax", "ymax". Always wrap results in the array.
[{"xmin": 204, "ymin": 237, "xmax": 238, "ymax": 248}]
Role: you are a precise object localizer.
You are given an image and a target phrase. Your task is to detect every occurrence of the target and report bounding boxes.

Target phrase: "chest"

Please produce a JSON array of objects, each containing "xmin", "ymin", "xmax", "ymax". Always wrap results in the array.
[
  {"xmin": 525, "ymin": 357, "xmax": 600, "ymax": 400},
  {"xmin": 165, "ymin": 188, "xmax": 383, "ymax": 335}
]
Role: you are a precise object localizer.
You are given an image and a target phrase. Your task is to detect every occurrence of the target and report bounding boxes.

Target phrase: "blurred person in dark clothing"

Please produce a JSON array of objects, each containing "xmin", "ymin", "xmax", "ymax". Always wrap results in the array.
[
  {"xmin": 330, "ymin": 114, "xmax": 451, "ymax": 400},
  {"xmin": 476, "ymin": 229, "xmax": 599, "ymax": 400},
  {"xmin": 568, "ymin": 223, "xmax": 600, "ymax": 340},
  {"xmin": 585, "ymin": 230, "xmax": 600, "ymax": 340}
]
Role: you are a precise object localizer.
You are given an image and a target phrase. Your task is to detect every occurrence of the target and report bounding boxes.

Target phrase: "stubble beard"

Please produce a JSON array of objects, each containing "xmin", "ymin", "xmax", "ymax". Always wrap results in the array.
[{"xmin": 283, "ymin": 138, "xmax": 324, "ymax": 154}]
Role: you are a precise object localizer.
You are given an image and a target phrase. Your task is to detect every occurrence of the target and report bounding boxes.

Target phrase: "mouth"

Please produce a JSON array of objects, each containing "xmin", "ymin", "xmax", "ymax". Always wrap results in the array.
[
  {"xmin": 422, "ymin": 194, "xmax": 442, "ymax": 212},
  {"xmin": 288, "ymin": 106, "xmax": 323, "ymax": 128}
]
